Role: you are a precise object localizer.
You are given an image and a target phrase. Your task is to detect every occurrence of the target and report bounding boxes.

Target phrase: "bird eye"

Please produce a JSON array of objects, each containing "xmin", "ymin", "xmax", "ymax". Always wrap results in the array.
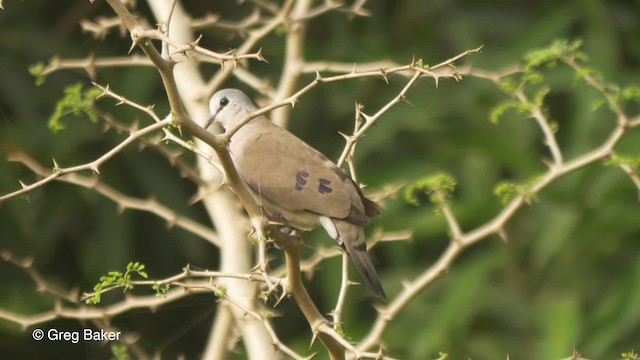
[{"xmin": 219, "ymin": 97, "xmax": 229, "ymax": 107}]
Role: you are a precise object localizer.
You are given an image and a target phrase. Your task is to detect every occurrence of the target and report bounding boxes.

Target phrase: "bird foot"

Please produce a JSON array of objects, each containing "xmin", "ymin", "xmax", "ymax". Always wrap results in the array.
[{"xmin": 267, "ymin": 225, "xmax": 301, "ymax": 249}]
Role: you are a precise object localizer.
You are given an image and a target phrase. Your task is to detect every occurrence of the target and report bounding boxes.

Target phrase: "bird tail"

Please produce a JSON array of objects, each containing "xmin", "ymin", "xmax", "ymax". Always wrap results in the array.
[{"xmin": 333, "ymin": 220, "xmax": 386, "ymax": 299}]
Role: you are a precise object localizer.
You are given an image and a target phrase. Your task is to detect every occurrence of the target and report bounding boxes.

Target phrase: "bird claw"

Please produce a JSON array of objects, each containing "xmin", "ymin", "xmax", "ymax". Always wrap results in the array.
[{"xmin": 266, "ymin": 225, "xmax": 301, "ymax": 249}]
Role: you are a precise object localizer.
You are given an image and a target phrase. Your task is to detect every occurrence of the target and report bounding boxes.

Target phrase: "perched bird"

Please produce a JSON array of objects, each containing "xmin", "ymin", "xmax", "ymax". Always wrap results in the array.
[{"xmin": 205, "ymin": 89, "xmax": 385, "ymax": 298}]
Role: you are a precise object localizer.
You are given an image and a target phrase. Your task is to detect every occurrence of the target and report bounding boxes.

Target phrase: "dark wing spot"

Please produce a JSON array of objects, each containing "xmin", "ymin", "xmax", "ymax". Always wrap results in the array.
[
  {"xmin": 295, "ymin": 170, "xmax": 310, "ymax": 191},
  {"xmin": 318, "ymin": 178, "xmax": 333, "ymax": 194}
]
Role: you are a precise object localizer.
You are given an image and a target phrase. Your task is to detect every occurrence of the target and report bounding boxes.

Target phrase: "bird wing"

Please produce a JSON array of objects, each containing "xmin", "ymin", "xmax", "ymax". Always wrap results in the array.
[{"xmin": 230, "ymin": 119, "xmax": 370, "ymax": 225}]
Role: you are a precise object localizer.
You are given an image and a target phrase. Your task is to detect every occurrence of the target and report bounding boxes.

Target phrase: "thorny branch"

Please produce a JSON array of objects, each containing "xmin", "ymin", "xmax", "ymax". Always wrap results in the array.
[{"xmin": 2, "ymin": 0, "xmax": 639, "ymax": 359}]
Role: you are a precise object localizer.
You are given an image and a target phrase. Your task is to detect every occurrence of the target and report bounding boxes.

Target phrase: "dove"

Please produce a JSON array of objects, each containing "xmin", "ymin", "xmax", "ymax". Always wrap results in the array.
[{"xmin": 205, "ymin": 89, "xmax": 385, "ymax": 298}]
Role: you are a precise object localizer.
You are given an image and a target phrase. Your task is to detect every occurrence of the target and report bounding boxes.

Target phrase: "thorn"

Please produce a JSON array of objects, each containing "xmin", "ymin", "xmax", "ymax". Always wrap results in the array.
[
  {"xmin": 50, "ymin": 55, "xmax": 61, "ymax": 67},
  {"xmin": 128, "ymin": 27, "xmax": 146, "ymax": 54},
  {"xmin": 379, "ymin": 67, "xmax": 389, "ymax": 84},
  {"xmin": 541, "ymin": 157, "xmax": 554, "ymax": 169},
  {"xmin": 187, "ymin": 189, "xmax": 207, "ymax": 206},
  {"xmin": 166, "ymin": 216, "xmax": 177, "ymax": 229},
  {"xmin": 52, "ymin": 158, "xmax": 61, "ymax": 173},
  {"xmin": 315, "ymin": 70, "xmax": 322, "ymax": 81},
  {"xmin": 90, "ymin": 165, "xmax": 100, "ymax": 174},
  {"xmin": 498, "ymin": 228, "xmax": 509, "ymax": 243},
  {"xmin": 434, "ymin": 75, "xmax": 440, "ymax": 88},
  {"xmin": 371, "ymin": 301, "xmax": 384, "ymax": 313},
  {"xmin": 23, "ymin": 256, "xmax": 34, "ymax": 267},
  {"xmin": 309, "ymin": 331, "xmax": 319, "ymax": 348},
  {"xmin": 93, "ymin": 82, "xmax": 109, "ymax": 98},
  {"xmin": 128, "ymin": 40, "xmax": 137, "ymax": 55},
  {"xmin": 192, "ymin": 33, "xmax": 203, "ymax": 48},
  {"xmin": 400, "ymin": 279, "xmax": 411, "ymax": 289},
  {"xmin": 351, "ymin": 62, "xmax": 357, "ymax": 74},
  {"xmin": 130, "ymin": 119, "xmax": 140, "ymax": 132},
  {"xmin": 86, "ymin": 53, "xmax": 97, "ymax": 80},
  {"xmin": 256, "ymin": 47, "xmax": 268, "ymax": 63},
  {"xmin": 18, "ymin": 180, "xmax": 27, "ymax": 189}
]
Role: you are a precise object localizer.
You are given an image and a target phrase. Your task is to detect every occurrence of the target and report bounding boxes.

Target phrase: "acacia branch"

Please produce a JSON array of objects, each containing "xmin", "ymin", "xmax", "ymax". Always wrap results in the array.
[
  {"xmin": 8, "ymin": 152, "xmax": 219, "ymax": 245},
  {"xmin": 102, "ymin": 0, "xmax": 266, "ymax": 230},
  {"xmin": 284, "ymin": 240, "xmax": 345, "ymax": 360},
  {"xmin": 0, "ymin": 119, "xmax": 171, "ymax": 203},
  {"xmin": 357, "ymin": 65, "xmax": 640, "ymax": 353}
]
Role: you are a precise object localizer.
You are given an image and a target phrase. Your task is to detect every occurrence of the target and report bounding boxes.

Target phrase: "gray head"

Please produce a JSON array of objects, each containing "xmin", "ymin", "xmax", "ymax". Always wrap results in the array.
[{"xmin": 206, "ymin": 89, "xmax": 259, "ymax": 131}]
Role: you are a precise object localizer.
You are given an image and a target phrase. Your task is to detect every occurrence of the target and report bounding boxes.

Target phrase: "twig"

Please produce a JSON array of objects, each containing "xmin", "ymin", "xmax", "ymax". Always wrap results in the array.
[{"xmin": 1, "ymin": 119, "xmax": 171, "ymax": 203}]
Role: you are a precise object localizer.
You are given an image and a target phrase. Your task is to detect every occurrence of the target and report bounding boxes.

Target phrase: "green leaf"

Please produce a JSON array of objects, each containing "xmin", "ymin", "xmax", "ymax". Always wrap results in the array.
[
  {"xmin": 261, "ymin": 310, "xmax": 274, "ymax": 319},
  {"xmin": 110, "ymin": 343, "xmax": 132, "ymax": 360},
  {"xmin": 49, "ymin": 83, "xmax": 101, "ymax": 133},
  {"xmin": 153, "ymin": 282, "xmax": 170, "ymax": 298},
  {"xmin": 214, "ymin": 287, "xmax": 227, "ymax": 298},
  {"xmin": 28, "ymin": 62, "xmax": 47, "ymax": 86},
  {"xmin": 523, "ymin": 71, "xmax": 544, "ymax": 85},
  {"xmin": 490, "ymin": 101, "xmax": 530, "ymax": 124},
  {"xmin": 606, "ymin": 155, "xmax": 640, "ymax": 170},
  {"xmin": 524, "ymin": 39, "xmax": 585, "ymax": 71},
  {"xmin": 494, "ymin": 180, "xmax": 538, "ymax": 205},
  {"xmin": 404, "ymin": 173, "xmax": 456, "ymax": 207},
  {"xmin": 532, "ymin": 86, "xmax": 550, "ymax": 107},
  {"xmin": 616, "ymin": 86, "xmax": 640, "ymax": 106},
  {"xmin": 622, "ymin": 350, "xmax": 639, "ymax": 360}
]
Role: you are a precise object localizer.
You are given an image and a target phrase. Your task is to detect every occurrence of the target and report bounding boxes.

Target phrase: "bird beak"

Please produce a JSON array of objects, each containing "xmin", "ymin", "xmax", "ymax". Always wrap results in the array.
[{"xmin": 204, "ymin": 112, "xmax": 217, "ymax": 130}]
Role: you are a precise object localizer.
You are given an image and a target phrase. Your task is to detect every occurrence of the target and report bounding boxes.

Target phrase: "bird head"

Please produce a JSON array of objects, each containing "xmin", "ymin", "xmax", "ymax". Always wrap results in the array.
[{"xmin": 205, "ymin": 88, "xmax": 258, "ymax": 131}]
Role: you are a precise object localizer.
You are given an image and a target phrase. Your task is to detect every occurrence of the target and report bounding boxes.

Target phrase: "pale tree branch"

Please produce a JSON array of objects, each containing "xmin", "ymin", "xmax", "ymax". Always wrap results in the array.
[
  {"xmin": 7, "ymin": 152, "xmax": 219, "ymax": 246},
  {"xmin": 514, "ymin": 88, "xmax": 564, "ymax": 166},
  {"xmin": 330, "ymin": 253, "xmax": 352, "ymax": 329},
  {"xmin": 205, "ymin": 0, "xmax": 297, "ymax": 96},
  {"xmin": 0, "ymin": 254, "xmax": 304, "ymax": 358},
  {"xmin": 357, "ymin": 61, "xmax": 640, "ymax": 353},
  {"xmin": 284, "ymin": 239, "xmax": 345, "ymax": 360},
  {"xmin": 0, "ymin": 118, "xmax": 171, "ymax": 203},
  {"xmin": 39, "ymin": 54, "xmax": 153, "ymax": 80},
  {"xmin": 4, "ymin": 0, "xmax": 638, "ymax": 358},
  {"xmin": 143, "ymin": 1, "xmax": 278, "ymax": 358}
]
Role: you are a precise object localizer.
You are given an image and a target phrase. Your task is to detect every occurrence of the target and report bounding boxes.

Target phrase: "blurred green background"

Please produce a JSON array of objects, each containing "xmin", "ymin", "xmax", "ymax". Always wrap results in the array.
[{"xmin": 1, "ymin": 0, "xmax": 639, "ymax": 359}]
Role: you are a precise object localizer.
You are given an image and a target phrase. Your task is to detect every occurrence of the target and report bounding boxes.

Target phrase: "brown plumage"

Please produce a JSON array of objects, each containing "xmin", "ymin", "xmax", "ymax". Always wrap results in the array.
[{"xmin": 206, "ymin": 89, "xmax": 385, "ymax": 298}]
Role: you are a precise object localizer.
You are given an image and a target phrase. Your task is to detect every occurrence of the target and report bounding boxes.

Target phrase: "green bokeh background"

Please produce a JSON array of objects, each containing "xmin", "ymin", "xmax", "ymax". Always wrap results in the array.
[{"xmin": 1, "ymin": 0, "xmax": 639, "ymax": 359}]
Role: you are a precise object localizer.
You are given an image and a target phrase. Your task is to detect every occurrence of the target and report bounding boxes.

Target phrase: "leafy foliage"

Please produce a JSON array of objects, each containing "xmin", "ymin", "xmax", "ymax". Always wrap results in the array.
[
  {"xmin": 1, "ymin": 1, "xmax": 640, "ymax": 359},
  {"xmin": 85, "ymin": 262, "xmax": 148, "ymax": 305},
  {"xmin": 404, "ymin": 173, "xmax": 456, "ymax": 207},
  {"xmin": 47, "ymin": 83, "xmax": 101, "ymax": 133}
]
